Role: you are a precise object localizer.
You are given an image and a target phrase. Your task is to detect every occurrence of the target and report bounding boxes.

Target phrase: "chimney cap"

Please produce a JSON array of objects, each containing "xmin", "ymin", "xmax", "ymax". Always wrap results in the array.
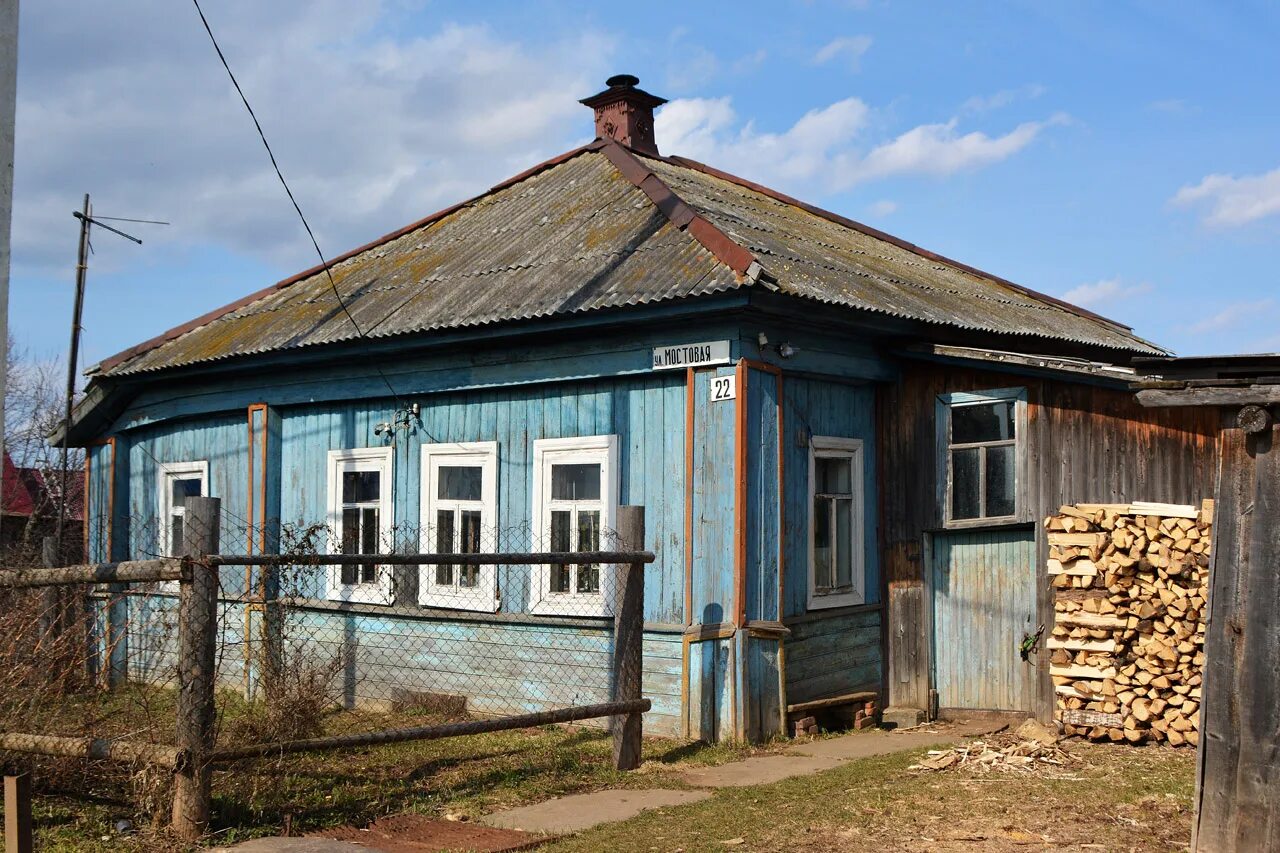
[{"xmin": 580, "ymin": 75, "xmax": 667, "ymax": 110}]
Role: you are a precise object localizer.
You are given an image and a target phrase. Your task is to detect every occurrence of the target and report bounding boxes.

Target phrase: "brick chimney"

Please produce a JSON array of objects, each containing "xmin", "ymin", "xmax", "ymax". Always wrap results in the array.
[{"xmin": 580, "ymin": 74, "xmax": 667, "ymax": 156}]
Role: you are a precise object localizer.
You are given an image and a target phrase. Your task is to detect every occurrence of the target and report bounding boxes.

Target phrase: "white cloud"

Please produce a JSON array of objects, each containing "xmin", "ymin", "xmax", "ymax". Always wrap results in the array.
[
  {"xmin": 1063, "ymin": 277, "xmax": 1153, "ymax": 308},
  {"xmin": 867, "ymin": 200, "xmax": 897, "ymax": 217},
  {"xmin": 812, "ymin": 35, "xmax": 873, "ymax": 69},
  {"xmin": 656, "ymin": 96, "xmax": 1062, "ymax": 195},
  {"xmin": 12, "ymin": 1, "xmax": 612, "ymax": 276},
  {"xmin": 1186, "ymin": 299, "xmax": 1275, "ymax": 335},
  {"xmin": 960, "ymin": 84, "xmax": 1046, "ymax": 115},
  {"xmin": 1171, "ymin": 168, "xmax": 1280, "ymax": 227}
]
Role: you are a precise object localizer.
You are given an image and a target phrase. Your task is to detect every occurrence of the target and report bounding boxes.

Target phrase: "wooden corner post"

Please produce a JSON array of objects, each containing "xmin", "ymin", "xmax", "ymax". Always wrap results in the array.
[
  {"xmin": 5, "ymin": 773, "xmax": 33, "ymax": 853},
  {"xmin": 612, "ymin": 505, "xmax": 645, "ymax": 771},
  {"xmin": 171, "ymin": 496, "xmax": 220, "ymax": 842}
]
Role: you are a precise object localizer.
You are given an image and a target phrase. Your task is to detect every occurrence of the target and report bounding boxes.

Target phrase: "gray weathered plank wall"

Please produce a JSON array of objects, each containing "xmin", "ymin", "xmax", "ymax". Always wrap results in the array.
[{"xmin": 878, "ymin": 361, "xmax": 1219, "ymax": 716}]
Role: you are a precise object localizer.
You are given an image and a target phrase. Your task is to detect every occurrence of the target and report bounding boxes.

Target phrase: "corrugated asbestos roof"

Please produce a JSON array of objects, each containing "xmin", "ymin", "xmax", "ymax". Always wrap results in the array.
[{"xmin": 97, "ymin": 139, "xmax": 1163, "ymax": 377}]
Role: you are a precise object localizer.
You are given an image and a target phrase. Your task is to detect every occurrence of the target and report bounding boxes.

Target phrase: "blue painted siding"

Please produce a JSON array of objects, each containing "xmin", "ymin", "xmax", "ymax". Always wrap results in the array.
[
  {"xmin": 689, "ymin": 367, "xmax": 736, "ymax": 625},
  {"xmin": 785, "ymin": 608, "xmax": 882, "ymax": 705},
  {"xmin": 782, "ymin": 377, "xmax": 879, "ymax": 617},
  {"xmin": 745, "ymin": 367, "xmax": 781, "ymax": 624},
  {"xmin": 273, "ymin": 374, "xmax": 687, "ymax": 622},
  {"xmin": 124, "ymin": 414, "xmax": 253, "ymax": 594}
]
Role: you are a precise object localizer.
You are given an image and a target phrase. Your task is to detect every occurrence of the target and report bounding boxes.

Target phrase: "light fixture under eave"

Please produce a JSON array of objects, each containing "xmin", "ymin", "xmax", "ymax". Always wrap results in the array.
[{"xmin": 778, "ymin": 342, "xmax": 797, "ymax": 359}]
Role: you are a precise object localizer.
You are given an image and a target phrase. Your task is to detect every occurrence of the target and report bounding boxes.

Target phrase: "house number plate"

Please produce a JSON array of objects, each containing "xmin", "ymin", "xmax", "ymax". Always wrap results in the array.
[{"xmin": 710, "ymin": 375, "xmax": 737, "ymax": 402}]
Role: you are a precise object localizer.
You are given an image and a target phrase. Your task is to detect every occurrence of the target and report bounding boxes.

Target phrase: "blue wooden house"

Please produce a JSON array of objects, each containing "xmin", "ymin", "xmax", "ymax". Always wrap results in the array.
[{"xmin": 64, "ymin": 76, "xmax": 1217, "ymax": 741}]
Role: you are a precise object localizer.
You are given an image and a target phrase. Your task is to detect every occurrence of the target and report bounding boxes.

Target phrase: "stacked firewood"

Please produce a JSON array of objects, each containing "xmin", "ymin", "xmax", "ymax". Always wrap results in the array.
[{"xmin": 1046, "ymin": 500, "xmax": 1212, "ymax": 747}]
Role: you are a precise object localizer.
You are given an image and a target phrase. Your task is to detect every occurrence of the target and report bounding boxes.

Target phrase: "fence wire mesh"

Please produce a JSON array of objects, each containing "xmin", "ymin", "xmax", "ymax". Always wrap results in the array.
[{"xmin": 0, "ymin": 503, "xmax": 646, "ymax": 830}]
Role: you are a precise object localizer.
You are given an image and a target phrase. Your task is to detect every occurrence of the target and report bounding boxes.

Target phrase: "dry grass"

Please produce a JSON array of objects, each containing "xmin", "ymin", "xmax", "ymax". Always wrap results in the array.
[{"xmin": 547, "ymin": 740, "xmax": 1196, "ymax": 853}]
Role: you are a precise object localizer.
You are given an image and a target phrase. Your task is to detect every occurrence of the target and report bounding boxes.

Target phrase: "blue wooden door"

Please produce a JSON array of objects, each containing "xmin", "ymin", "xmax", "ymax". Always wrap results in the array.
[{"xmin": 931, "ymin": 528, "xmax": 1036, "ymax": 712}]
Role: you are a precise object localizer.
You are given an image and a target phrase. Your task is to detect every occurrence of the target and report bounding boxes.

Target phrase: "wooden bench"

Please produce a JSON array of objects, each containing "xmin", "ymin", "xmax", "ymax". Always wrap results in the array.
[{"xmin": 787, "ymin": 691, "xmax": 879, "ymax": 736}]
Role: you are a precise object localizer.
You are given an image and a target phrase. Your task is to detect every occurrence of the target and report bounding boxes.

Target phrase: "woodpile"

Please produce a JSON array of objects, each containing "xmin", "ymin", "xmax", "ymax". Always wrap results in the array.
[{"xmin": 1046, "ymin": 500, "xmax": 1211, "ymax": 747}]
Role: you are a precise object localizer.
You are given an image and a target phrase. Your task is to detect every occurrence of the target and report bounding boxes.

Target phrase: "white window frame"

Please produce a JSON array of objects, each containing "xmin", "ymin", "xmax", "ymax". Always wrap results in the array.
[
  {"xmin": 419, "ymin": 441, "xmax": 499, "ymax": 612},
  {"xmin": 157, "ymin": 461, "xmax": 210, "ymax": 592},
  {"xmin": 936, "ymin": 387, "xmax": 1027, "ymax": 528},
  {"xmin": 530, "ymin": 435, "xmax": 619, "ymax": 618},
  {"xmin": 326, "ymin": 447, "xmax": 394, "ymax": 605},
  {"xmin": 807, "ymin": 436, "xmax": 865, "ymax": 610}
]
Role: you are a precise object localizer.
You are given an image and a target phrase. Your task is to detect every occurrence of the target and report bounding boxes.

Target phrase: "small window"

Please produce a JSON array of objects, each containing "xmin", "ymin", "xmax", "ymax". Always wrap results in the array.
[
  {"xmin": 940, "ymin": 389, "xmax": 1024, "ymax": 524},
  {"xmin": 531, "ymin": 435, "xmax": 618, "ymax": 617},
  {"xmin": 419, "ymin": 442, "xmax": 498, "ymax": 612},
  {"xmin": 158, "ymin": 461, "xmax": 209, "ymax": 560},
  {"xmin": 326, "ymin": 447, "xmax": 393, "ymax": 604},
  {"xmin": 808, "ymin": 437, "xmax": 864, "ymax": 609}
]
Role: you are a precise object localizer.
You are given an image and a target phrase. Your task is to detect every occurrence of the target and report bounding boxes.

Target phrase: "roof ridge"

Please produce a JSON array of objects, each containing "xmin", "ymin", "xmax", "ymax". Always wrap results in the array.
[
  {"xmin": 656, "ymin": 153, "xmax": 1143, "ymax": 338},
  {"xmin": 93, "ymin": 142, "xmax": 607, "ymax": 376},
  {"xmin": 595, "ymin": 139, "xmax": 761, "ymax": 281}
]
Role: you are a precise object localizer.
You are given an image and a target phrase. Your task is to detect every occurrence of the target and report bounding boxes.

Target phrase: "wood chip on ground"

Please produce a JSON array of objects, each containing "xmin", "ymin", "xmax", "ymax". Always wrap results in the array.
[{"xmin": 909, "ymin": 729, "xmax": 1079, "ymax": 775}]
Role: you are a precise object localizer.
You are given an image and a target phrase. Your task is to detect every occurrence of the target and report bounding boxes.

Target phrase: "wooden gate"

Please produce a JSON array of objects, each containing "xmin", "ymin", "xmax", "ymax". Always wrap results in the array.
[{"xmin": 931, "ymin": 527, "xmax": 1037, "ymax": 713}]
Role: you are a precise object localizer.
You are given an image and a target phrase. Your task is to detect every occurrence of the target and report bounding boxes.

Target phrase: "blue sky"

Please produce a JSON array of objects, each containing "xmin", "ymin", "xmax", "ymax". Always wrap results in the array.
[{"xmin": 10, "ymin": 0, "xmax": 1280, "ymax": 378}]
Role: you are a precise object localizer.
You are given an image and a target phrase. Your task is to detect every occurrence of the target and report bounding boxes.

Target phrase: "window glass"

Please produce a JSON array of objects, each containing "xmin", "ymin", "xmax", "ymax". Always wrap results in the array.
[
  {"xmin": 951, "ymin": 401, "xmax": 1014, "ymax": 444},
  {"xmin": 434, "ymin": 509, "xmax": 454, "ymax": 586},
  {"xmin": 951, "ymin": 447, "xmax": 981, "ymax": 520},
  {"xmin": 816, "ymin": 457, "xmax": 851, "ymax": 494},
  {"xmin": 342, "ymin": 470, "xmax": 380, "ymax": 504},
  {"xmin": 550, "ymin": 510, "xmax": 572, "ymax": 593},
  {"xmin": 171, "ymin": 478, "xmax": 202, "ymax": 508},
  {"xmin": 986, "ymin": 444, "xmax": 1016, "ymax": 517},
  {"xmin": 459, "ymin": 510, "xmax": 482, "ymax": 588},
  {"xmin": 813, "ymin": 495, "xmax": 833, "ymax": 588},
  {"xmin": 576, "ymin": 510, "xmax": 601, "ymax": 593},
  {"xmin": 438, "ymin": 466, "xmax": 482, "ymax": 502},
  {"xmin": 551, "ymin": 463, "xmax": 601, "ymax": 501},
  {"xmin": 169, "ymin": 515, "xmax": 184, "ymax": 556},
  {"xmin": 835, "ymin": 499, "xmax": 853, "ymax": 588}
]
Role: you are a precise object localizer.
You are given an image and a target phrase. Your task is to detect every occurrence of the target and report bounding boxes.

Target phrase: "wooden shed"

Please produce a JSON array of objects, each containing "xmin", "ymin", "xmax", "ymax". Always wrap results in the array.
[
  {"xmin": 60, "ymin": 75, "xmax": 1217, "ymax": 741},
  {"xmin": 1135, "ymin": 354, "xmax": 1280, "ymax": 852}
]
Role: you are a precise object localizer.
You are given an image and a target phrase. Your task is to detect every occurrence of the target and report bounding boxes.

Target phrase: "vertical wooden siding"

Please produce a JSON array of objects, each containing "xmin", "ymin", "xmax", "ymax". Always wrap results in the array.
[
  {"xmin": 879, "ymin": 362, "xmax": 1219, "ymax": 715},
  {"xmin": 931, "ymin": 528, "xmax": 1036, "ymax": 712},
  {"xmin": 781, "ymin": 377, "xmax": 879, "ymax": 616},
  {"xmin": 1192, "ymin": 411, "xmax": 1280, "ymax": 852}
]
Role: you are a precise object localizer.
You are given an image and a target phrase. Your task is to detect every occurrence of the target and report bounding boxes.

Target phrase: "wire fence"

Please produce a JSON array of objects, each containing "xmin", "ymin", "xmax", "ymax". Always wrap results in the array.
[{"xmin": 0, "ymin": 498, "xmax": 650, "ymax": 842}]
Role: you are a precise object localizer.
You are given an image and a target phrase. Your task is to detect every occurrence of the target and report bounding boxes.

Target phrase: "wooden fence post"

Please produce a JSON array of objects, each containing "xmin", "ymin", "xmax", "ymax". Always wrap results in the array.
[
  {"xmin": 4, "ymin": 773, "xmax": 33, "ymax": 853},
  {"xmin": 612, "ymin": 505, "xmax": 645, "ymax": 771},
  {"xmin": 38, "ymin": 536, "xmax": 59, "ymax": 638},
  {"xmin": 171, "ymin": 496, "xmax": 220, "ymax": 842}
]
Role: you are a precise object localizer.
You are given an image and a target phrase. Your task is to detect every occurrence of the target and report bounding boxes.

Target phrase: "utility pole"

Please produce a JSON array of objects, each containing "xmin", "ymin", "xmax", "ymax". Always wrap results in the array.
[
  {"xmin": 0, "ymin": 0, "xmax": 19, "ymax": 536},
  {"xmin": 55, "ymin": 194, "xmax": 91, "ymax": 562},
  {"xmin": 54, "ymin": 200, "xmax": 144, "ymax": 562}
]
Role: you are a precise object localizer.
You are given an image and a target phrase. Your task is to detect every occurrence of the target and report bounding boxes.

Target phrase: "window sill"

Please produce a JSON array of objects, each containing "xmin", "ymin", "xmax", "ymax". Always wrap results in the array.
[
  {"xmin": 806, "ymin": 589, "xmax": 864, "ymax": 611},
  {"xmin": 326, "ymin": 584, "xmax": 392, "ymax": 606},
  {"xmin": 418, "ymin": 591, "xmax": 500, "ymax": 613},
  {"xmin": 936, "ymin": 518, "xmax": 1035, "ymax": 533},
  {"xmin": 530, "ymin": 595, "xmax": 612, "ymax": 619}
]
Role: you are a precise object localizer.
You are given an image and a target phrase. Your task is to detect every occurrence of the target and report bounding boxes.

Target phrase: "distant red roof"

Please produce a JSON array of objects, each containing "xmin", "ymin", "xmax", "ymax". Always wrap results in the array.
[{"xmin": 2, "ymin": 452, "xmax": 84, "ymax": 521}]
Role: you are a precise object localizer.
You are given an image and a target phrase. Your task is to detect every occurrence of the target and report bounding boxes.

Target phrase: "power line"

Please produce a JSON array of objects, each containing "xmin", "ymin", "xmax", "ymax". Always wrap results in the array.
[{"xmin": 190, "ymin": 0, "xmax": 405, "ymax": 409}]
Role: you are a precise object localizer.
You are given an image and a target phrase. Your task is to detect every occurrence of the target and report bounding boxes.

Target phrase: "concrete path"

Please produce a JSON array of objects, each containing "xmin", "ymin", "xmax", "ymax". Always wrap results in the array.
[
  {"xmin": 222, "ymin": 722, "xmax": 1010, "ymax": 849},
  {"xmin": 479, "ymin": 789, "xmax": 711, "ymax": 834}
]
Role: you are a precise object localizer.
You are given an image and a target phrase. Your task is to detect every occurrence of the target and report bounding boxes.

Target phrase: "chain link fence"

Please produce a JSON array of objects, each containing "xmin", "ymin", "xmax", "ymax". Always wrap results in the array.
[{"xmin": 0, "ymin": 497, "xmax": 650, "ymax": 842}]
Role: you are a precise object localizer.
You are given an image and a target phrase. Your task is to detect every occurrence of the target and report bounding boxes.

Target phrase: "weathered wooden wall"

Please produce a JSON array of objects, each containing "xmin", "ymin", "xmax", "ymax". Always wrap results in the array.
[
  {"xmin": 879, "ymin": 361, "xmax": 1219, "ymax": 716},
  {"xmin": 1193, "ymin": 410, "xmax": 1279, "ymax": 852}
]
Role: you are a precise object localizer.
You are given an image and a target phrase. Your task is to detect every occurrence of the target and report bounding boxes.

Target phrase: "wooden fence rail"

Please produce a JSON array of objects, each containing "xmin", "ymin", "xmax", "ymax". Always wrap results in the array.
[{"xmin": 0, "ymin": 497, "xmax": 654, "ymax": 845}]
